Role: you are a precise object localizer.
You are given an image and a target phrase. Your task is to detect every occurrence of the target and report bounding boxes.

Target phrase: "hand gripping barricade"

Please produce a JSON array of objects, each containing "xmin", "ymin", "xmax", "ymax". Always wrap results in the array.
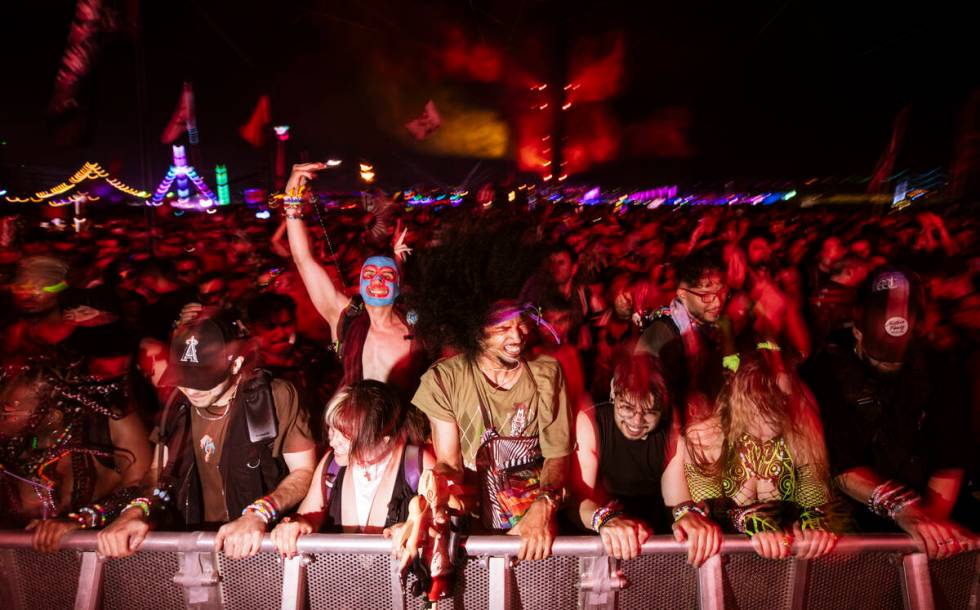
[{"xmin": 0, "ymin": 531, "xmax": 978, "ymax": 609}]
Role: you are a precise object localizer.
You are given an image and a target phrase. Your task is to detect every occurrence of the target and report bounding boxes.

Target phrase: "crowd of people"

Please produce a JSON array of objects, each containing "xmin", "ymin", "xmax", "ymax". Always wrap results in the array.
[{"xmin": 1, "ymin": 163, "xmax": 977, "ymax": 596}]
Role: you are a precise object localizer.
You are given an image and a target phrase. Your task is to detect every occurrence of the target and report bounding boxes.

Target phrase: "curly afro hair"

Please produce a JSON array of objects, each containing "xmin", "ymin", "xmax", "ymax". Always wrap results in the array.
[{"xmin": 407, "ymin": 211, "xmax": 544, "ymax": 361}]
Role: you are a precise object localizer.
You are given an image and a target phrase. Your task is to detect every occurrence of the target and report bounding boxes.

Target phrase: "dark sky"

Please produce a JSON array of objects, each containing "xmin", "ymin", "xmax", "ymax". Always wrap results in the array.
[{"xmin": 1, "ymin": 1, "xmax": 977, "ymax": 194}]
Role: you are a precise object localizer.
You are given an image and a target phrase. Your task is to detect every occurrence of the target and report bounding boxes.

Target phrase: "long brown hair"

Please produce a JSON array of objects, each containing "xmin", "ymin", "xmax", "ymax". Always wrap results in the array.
[{"xmin": 325, "ymin": 380, "xmax": 424, "ymax": 465}]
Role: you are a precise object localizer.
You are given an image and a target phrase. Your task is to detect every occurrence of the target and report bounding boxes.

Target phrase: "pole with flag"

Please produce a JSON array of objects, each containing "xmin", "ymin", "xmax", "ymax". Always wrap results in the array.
[
  {"xmin": 240, "ymin": 95, "xmax": 272, "ymax": 149},
  {"xmin": 160, "ymin": 82, "xmax": 202, "ymax": 167},
  {"xmin": 867, "ymin": 106, "xmax": 911, "ymax": 194}
]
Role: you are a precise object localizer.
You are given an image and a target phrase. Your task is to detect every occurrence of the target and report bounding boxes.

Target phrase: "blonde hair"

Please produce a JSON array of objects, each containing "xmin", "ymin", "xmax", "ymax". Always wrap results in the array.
[
  {"xmin": 687, "ymin": 352, "xmax": 830, "ymax": 485},
  {"xmin": 719, "ymin": 352, "xmax": 830, "ymax": 481}
]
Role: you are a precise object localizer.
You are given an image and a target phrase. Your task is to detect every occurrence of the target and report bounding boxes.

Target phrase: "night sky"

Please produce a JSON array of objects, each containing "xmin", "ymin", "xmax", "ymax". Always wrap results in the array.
[{"xmin": 1, "ymin": 1, "xmax": 977, "ymax": 194}]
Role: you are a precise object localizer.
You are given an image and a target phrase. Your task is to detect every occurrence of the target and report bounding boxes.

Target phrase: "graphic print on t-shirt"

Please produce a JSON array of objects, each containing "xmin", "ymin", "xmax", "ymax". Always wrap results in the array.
[{"xmin": 200, "ymin": 434, "xmax": 216, "ymax": 462}]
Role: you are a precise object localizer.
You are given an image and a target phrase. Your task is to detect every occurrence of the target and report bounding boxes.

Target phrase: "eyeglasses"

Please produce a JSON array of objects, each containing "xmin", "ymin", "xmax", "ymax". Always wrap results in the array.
[
  {"xmin": 614, "ymin": 397, "xmax": 661, "ymax": 420},
  {"xmin": 679, "ymin": 286, "xmax": 728, "ymax": 304}
]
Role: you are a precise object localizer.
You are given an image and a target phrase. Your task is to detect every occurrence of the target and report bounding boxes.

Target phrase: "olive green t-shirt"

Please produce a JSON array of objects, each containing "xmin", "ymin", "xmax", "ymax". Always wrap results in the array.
[{"xmin": 412, "ymin": 354, "xmax": 572, "ymax": 470}]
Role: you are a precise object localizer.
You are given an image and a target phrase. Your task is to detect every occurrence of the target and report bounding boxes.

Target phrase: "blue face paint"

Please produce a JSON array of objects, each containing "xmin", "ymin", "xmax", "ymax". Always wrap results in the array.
[{"xmin": 359, "ymin": 256, "xmax": 400, "ymax": 307}]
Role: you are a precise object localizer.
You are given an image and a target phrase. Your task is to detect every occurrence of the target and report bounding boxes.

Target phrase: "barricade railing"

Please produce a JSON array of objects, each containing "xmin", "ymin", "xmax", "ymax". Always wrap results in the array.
[{"xmin": 0, "ymin": 531, "xmax": 976, "ymax": 610}]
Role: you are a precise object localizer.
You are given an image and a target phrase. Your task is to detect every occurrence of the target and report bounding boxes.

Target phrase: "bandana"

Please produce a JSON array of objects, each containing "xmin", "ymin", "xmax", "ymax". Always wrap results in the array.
[{"xmin": 359, "ymin": 256, "xmax": 400, "ymax": 307}]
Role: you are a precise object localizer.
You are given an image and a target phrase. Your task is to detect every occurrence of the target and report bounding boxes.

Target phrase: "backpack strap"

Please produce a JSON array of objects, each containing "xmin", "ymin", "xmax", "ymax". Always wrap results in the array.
[
  {"xmin": 241, "ymin": 369, "xmax": 278, "ymax": 443},
  {"xmin": 337, "ymin": 296, "xmax": 366, "ymax": 356},
  {"xmin": 403, "ymin": 444, "xmax": 422, "ymax": 492},
  {"xmin": 322, "ymin": 454, "xmax": 342, "ymax": 507}
]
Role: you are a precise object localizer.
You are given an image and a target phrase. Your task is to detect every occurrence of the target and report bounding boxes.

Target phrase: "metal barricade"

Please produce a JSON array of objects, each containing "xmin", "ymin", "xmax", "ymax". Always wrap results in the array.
[{"xmin": 0, "ymin": 531, "xmax": 976, "ymax": 610}]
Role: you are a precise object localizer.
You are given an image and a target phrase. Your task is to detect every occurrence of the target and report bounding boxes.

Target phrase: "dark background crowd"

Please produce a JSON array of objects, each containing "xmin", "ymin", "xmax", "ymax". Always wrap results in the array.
[{"xmin": 1, "ymin": 196, "xmax": 977, "ymax": 553}]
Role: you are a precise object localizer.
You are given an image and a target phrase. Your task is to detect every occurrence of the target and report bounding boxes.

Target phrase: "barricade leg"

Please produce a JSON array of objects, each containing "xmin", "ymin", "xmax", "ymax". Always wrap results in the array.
[
  {"xmin": 173, "ymin": 551, "xmax": 222, "ymax": 610},
  {"xmin": 488, "ymin": 555, "xmax": 513, "ymax": 610},
  {"xmin": 389, "ymin": 556, "xmax": 405, "ymax": 610},
  {"xmin": 281, "ymin": 554, "xmax": 311, "ymax": 610},
  {"xmin": 0, "ymin": 549, "xmax": 21, "ymax": 610},
  {"xmin": 900, "ymin": 553, "xmax": 935, "ymax": 610},
  {"xmin": 74, "ymin": 551, "xmax": 105, "ymax": 610},
  {"xmin": 788, "ymin": 559, "xmax": 810, "ymax": 610},
  {"xmin": 578, "ymin": 556, "xmax": 625, "ymax": 610},
  {"xmin": 697, "ymin": 554, "xmax": 725, "ymax": 610},
  {"xmin": 971, "ymin": 553, "xmax": 980, "ymax": 610}
]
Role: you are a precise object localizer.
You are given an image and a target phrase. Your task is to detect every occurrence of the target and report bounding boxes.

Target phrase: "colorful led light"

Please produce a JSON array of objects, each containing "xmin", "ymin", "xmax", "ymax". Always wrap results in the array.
[{"xmin": 215, "ymin": 165, "xmax": 230, "ymax": 205}]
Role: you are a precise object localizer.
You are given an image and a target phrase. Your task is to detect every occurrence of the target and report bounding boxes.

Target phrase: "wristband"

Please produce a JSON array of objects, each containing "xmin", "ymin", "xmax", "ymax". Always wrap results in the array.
[
  {"xmin": 242, "ymin": 496, "xmax": 279, "ymax": 525},
  {"xmin": 868, "ymin": 481, "xmax": 920, "ymax": 520},
  {"xmin": 122, "ymin": 497, "xmax": 153, "ymax": 519},
  {"xmin": 536, "ymin": 487, "xmax": 563, "ymax": 510},
  {"xmin": 591, "ymin": 501, "xmax": 623, "ymax": 532},
  {"xmin": 68, "ymin": 503, "xmax": 108, "ymax": 529},
  {"xmin": 672, "ymin": 500, "xmax": 709, "ymax": 522}
]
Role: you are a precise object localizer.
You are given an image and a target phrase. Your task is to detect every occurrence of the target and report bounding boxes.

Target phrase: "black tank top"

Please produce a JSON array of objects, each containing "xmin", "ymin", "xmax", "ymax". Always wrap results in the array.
[{"xmin": 594, "ymin": 403, "xmax": 670, "ymax": 531}]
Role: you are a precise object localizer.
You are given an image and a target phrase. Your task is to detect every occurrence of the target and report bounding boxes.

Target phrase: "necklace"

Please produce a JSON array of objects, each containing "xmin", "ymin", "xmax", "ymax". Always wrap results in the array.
[
  {"xmin": 478, "ymin": 359, "xmax": 523, "ymax": 390},
  {"xmin": 195, "ymin": 403, "xmax": 230, "ymax": 421},
  {"xmin": 194, "ymin": 380, "xmax": 239, "ymax": 421}
]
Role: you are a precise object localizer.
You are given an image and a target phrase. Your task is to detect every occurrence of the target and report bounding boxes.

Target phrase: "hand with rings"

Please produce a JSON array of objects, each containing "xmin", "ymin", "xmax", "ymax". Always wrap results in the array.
[{"xmin": 750, "ymin": 530, "xmax": 793, "ymax": 560}]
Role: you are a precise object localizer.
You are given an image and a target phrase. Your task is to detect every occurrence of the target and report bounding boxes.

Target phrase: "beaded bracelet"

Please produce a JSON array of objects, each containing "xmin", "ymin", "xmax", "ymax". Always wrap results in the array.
[
  {"xmin": 242, "ymin": 496, "xmax": 279, "ymax": 525},
  {"xmin": 123, "ymin": 497, "xmax": 153, "ymax": 519},
  {"xmin": 68, "ymin": 503, "xmax": 108, "ymax": 529},
  {"xmin": 591, "ymin": 501, "xmax": 623, "ymax": 532},
  {"xmin": 672, "ymin": 500, "xmax": 709, "ymax": 523},
  {"xmin": 868, "ymin": 481, "xmax": 920, "ymax": 520}
]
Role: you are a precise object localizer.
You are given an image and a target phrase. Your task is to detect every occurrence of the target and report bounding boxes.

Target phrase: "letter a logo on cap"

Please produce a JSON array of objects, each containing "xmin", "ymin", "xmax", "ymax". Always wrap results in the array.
[{"xmin": 180, "ymin": 335, "xmax": 200, "ymax": 363}]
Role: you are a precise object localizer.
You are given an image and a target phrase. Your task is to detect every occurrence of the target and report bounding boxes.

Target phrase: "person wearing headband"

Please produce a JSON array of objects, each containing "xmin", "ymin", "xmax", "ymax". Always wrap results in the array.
[{"xmin": 409, "ymin": 296, "xmax": 572, "ymax": 561}]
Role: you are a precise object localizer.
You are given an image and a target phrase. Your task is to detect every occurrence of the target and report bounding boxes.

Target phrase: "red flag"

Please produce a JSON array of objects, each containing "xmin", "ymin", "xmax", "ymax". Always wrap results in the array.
[
  {"xmin": 49, "ymin": 0, "xmax": 114, "ymax": 116},
  {"xmin": 867, "ymin": 106, "xmax": 910, "ymax": 193},
  {"xmin": 405, "ymin": 100, "xmax": 442, "ymax": 141},
  {"xmin": 240, "ymin": 95, "xmax": 272, "ymax": 148},
  {"xmin": 160, "ymin": 82, "xmax": 197, "ymax": 144}
]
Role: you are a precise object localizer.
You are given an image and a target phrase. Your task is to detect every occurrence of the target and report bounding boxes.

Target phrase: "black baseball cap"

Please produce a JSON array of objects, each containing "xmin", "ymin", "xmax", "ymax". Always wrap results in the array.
[
  {"xmin": 855, "ymin": 267, "xmax": 922, "ymax": 363},
  {"xmin": 161, "ymin": 317, "xmax": 241, "ymax": 390}
]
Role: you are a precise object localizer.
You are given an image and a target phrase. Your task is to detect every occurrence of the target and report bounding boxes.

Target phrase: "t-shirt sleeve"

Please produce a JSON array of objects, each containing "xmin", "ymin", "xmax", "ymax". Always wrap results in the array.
[
  {"xmin": 412, "ymin": 362, "xmax": 458, "ymax": 423},
  {"xmin": 271, "ymin": 379, "xmax": 316, "ymax": 457},
  {"xmin": 534, "ymin": 359, "xmax": 573, "ymax": 460}
]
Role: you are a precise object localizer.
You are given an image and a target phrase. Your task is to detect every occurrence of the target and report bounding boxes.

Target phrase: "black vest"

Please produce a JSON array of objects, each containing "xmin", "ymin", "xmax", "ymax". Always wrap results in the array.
[{"xmin": 158, "ymin": 370, "xmax": 288, "ymax": 527}]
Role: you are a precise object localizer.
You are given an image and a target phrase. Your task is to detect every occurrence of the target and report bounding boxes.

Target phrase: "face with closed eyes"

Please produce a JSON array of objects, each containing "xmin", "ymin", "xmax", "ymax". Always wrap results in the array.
[{"xmin": 359, "ymin": 256, "xmax": 400, "ymax": 307}]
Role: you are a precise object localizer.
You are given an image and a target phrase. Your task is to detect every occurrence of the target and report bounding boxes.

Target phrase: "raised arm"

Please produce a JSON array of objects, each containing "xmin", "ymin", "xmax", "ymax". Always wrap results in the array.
[{"xmin": 283, "ymin": 162, "xmax": 350, "ymax": 330}]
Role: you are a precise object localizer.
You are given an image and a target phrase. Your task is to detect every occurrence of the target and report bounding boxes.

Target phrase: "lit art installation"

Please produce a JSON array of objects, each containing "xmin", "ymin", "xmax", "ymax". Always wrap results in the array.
[
  {"xmin": 150, "ymin": 145, "xmax": 219, "ymax": 210},
  {"xmin": 3, "ymin": 162, "xmax": 149, "ymax": 204},
  {"xmin": 215, "ymin": 165, "xmax": 231, "ymax": 206}
]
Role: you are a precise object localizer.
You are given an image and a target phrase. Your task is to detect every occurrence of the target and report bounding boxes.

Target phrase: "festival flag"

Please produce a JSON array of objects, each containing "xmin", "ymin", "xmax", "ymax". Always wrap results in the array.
[
  {"xmin": 240, "ymin": 95, "xmax": 272, "ymax": 148},
  {"xmin": 405, "ymin": 100, "xmax": 442, "ymax": 141},
  {"xmin": 49, "ymin": 0, "xmax": 115, "ymax": 116},
  {"xmin": 867, "ymin": 106, "xmax": 910, "ymax": 193},
  {"xmin": 160, "ymin": 82, "xmax": 198, "ymax": 144}
]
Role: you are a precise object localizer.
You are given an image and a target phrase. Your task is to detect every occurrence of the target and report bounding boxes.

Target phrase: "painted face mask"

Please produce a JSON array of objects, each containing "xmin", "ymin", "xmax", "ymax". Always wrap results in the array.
[{"xmin": 359, "ymin": 256, "xmax": 400, "ymax": 307}]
